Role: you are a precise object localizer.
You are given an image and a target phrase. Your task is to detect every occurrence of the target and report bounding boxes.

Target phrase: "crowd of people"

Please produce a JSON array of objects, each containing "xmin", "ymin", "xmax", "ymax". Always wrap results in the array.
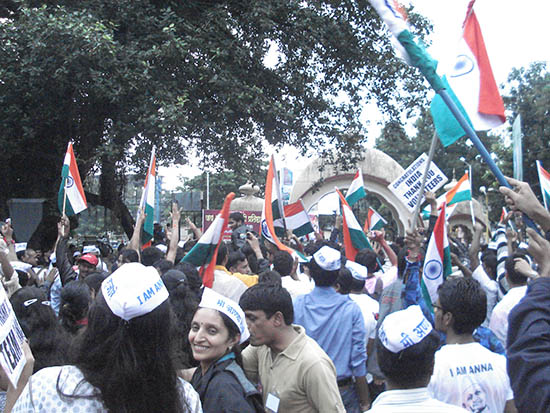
[{"xmin": 0, "ymin": 175, "xmax": 548, "ymax": 412}]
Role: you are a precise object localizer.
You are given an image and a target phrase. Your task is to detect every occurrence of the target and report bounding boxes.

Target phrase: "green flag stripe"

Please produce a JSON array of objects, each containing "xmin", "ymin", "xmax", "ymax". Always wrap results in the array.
[
  {"xmin": 292, "ymin": 222, "xmax": 314, "ymax": 237},
  {"xmin": 346, "ymin": 188, "xmax": 366, "ymax": 206}
]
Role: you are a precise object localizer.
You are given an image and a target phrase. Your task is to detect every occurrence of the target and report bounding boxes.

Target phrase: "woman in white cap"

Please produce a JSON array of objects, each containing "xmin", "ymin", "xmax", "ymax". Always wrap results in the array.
[
  {"xmin": 189, "ymin": 288, "xmax": 263, "ymax": 413},
  {"xmin": 11, "ymin": 262, "xmax": 202, "ymax": 412}
]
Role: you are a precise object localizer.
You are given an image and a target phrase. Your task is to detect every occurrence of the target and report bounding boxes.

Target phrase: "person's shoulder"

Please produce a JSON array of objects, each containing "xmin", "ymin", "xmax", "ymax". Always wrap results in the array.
[{"xmin": 177, "ymin": 377, "xmax": 201, "ymax": 408}]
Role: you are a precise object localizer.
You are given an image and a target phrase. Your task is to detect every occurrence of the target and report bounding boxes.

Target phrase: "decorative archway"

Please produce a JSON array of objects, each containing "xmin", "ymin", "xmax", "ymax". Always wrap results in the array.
[{"xmin": 289, "ymin": 148, "xmax": 412, "ymax": 235}]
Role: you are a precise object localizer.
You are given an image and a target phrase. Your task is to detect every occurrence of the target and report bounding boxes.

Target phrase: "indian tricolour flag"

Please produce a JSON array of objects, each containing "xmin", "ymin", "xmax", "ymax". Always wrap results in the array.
[
  {"xmin": 421, "ymin": 203, "xmax": 452, "ymax": 312},
  {"xmin": 537, "ymin": 160, "xmax": 550, "ymax": 211},
  {"xmin": 336, "ymin": 188, "xmax": 373, "ymax": 261},
  {"xmin": 422, "ymin": 172, "xmax": 471, "ymax": 219},
  {"xmin": 365, "ymin": 207, "xmax": 387, "ymax": 232},
  {"xmin": 139, "ymin": 149, "xmax": 156, "ymax": 246},
  {"xmin": 58, "ymin": 142, "xmax": 87, "ymax": 216},
  {"xmin": 345, "ymin": 169, "xmax": 366, "ymax": 206},
  {"xmin": 284, "ymin": 200, "xmax": 314, "ymax": 237},
  {"xmin": 261, "ymin": 156, "xmax": 297, "ymax": 256},
  {"xmin": 430, "ymin": 2, "xmax": 505, "ymax": 147},
  {"xmin": 182, "ymin": 192, "xmax": 235, "ymax": 288}
]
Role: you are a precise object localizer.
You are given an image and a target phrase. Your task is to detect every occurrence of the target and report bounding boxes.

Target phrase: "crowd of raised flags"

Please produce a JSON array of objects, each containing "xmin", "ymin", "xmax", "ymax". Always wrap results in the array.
[{"xmin": 3, "ymin": 1, "xmax": 550, "ymax": 411}]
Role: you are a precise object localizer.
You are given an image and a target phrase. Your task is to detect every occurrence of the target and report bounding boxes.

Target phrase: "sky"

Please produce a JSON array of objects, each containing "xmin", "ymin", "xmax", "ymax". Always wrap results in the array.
[{"xmin": 159, "ymin": 0, "xmax": 550, "ymax": 192}]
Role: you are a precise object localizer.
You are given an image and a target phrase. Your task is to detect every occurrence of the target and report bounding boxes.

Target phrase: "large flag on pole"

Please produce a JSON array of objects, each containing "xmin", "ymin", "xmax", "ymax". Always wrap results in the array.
[
  {"xmin": 345, "ymin": 169, "xmax": 366, "ymax": 206},
  {"xmin": 536, "ymin": 161, "xmax": 550, "ymax": 211},
  {"xmin": 430, "ymin": 2, "xmax": 505, "ymax": 146},
  {"xmin": 182, "ymin": 193, "xmax": 235, "ymax": 288},
  {"xmin": 139, "ymin": 149, "xmax": 156, "ymax": 247},
  {"xmin": 58, "ymin": 142, "xmax": 87, "ymax": 216},
  {"xmin": 336, "ymin": 188, "xmax": 373, "ymax": 261},
  {"xmin": 283, "ymin": 200, "xmax": 314, "ymax": 237},
  {"xmin": 364, "ymin": 207, "xmax": 387, "ymax": 232},
  {"xmin": 421, "ymin": 203, "xmax": 452, "ymax": 312}
]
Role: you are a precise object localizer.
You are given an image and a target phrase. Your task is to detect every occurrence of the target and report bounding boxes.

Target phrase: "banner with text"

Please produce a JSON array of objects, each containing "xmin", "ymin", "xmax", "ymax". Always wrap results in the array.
[
  {"xmin": 389, "ymin": 153, "xmax": 448, "ymax": 213},
  {"xmin": 0, "ymin": 286, "xmax": 26, "ymax": 387},
  {"xmin": 202, "ymin": 210, "xmax": 262, "ymax": 241}
]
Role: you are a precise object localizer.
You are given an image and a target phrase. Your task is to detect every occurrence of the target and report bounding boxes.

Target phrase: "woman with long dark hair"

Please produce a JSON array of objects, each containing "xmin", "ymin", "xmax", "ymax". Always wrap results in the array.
[
  {"xmin": 189, "ymin": 288, "xmax": 263, "ymax": 413},
  {"xmin": 12, "ymin": 263, "xmax": 202, "ymax": 412},
  {"xmin": 10, "ymin": 287, "xmax": 69, "ymax": 373}
]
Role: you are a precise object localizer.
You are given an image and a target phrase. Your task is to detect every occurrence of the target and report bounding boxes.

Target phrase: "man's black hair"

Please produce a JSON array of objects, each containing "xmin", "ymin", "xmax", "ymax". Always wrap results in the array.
[
  {"xmin": 216, "ymin": 242, "xmax": 228, "ymax": 265},
  {"xmin": 258, "ymin": 270, "xmax": 282, "ymax": 287},
  {"xmin": 272, "ymin": 251, "xmax": 293, "ymax": 277},
  {"xmin": 377, "ymin": 329, "xmax": 440, "ymax": 388},
  {"xmin": 227, "ymin": 250, "xmax": 246, "ymax": 271},
  {"xmin": 229, "ymin": 212, "xmax": 244, "ymax": 223},
  {"xmin": 153, "ymin": 259, "xmax": 174, "ymax": 276},
  {"xmin": 505, "ymin": 252, "xmax": 529, "ymax": 286},
  {"xmin": 336, "ymin": 268, "xmax": 365, "ymax": 294},
  {"xmin": 239, "ymin": 284, "xmax": 293, "ymax": 325},
  {"xmin": 437, "ymin": 277, "xmax": 487, "ymax": 335},
  {"xmin": 119, "ymin": 249, "xmax": 139, "ymax": 264},
  {"xmin": 141, "ymin": 246, "xmax": 164, "ymax": 267},
  {"xmin": 355, "ymin": 249, "xmax": 379, "ymax": 273},
  {"xmin": 481, "ymin": 250, "xmax": 497, "ymax": 280}
]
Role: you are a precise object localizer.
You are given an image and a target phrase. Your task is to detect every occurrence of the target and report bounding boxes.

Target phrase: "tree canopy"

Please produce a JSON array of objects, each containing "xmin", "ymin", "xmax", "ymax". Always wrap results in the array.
[{"xmin": 1, "ymin": 0, "xmax": 431, "ymax": 238}]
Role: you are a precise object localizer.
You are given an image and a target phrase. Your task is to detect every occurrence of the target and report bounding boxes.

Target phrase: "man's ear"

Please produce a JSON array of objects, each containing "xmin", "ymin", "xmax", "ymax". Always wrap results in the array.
[
  {"xmin": 443, "ymin": 311, "xmax": 453, "ymax": 330},
  {"xmin": 272, "ymin": 311, "xmax": 285, "ymax": 328},
  {"xmin": 334, "ymin": 283, "xmax": 342, "ymax": 293}
]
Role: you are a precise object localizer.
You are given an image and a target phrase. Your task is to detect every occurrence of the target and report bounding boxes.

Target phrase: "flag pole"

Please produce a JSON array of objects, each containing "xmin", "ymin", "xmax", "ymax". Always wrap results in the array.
[
  {"xmin": 467, "ymin": 165, "xmax": 476, "ymax": 226},
  {"xmin": 62, "ymin": 179, "xmax": 68, "ymax": 217},
  {"xmin": 411, "ymin": 131, "xmax": 439, "ymax": 229},
  {"xmin": 437, "ymin": 89, "xmax": 539, "ymax": 232}
]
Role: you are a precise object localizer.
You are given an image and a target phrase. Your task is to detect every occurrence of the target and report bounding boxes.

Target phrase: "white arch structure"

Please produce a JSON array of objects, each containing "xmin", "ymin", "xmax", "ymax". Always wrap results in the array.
[{"xmin": 289, "ymin": 149, "xmax": 412, "ymax": 234}]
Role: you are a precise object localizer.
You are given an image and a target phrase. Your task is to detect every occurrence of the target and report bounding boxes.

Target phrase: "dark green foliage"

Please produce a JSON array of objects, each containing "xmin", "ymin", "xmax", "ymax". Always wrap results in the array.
[{"xmin": 0, "ymin": 0, "xmax": 430, "ymax": 236}]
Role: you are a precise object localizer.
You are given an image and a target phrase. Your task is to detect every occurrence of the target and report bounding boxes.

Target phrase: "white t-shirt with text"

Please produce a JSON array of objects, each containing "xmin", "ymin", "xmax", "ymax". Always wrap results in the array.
[{"xmin": 428, "ymin": 342, "xmax": 513, "ymax": 413}]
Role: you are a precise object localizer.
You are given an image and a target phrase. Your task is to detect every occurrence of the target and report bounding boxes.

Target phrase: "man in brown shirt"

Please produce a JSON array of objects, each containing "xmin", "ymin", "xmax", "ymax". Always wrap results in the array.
[{"xmin": 239, "ymin": 284, "xmax": 345, "ymax": 413}]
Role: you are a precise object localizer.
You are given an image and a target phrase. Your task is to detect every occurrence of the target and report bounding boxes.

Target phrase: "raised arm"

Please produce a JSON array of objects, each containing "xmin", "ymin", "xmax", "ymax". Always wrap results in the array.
[
  {"xmin": 166, "ymin": 203, "xmax": 182, "ymax": 264},
  {"xmin": 128, "ymin": 208, "xmax": 146, "ymax": 255},
  {"xmin": 185, "ymin": 217, "xmax": 202, "ymax": 239},
  {"xmin": 370, "ymin": 229, "xmax": 397, "ymax": 267},
  {"xmin": 55, "ymin": 216, "xmax": 77, "ymax": 286},
  {"xmin": 469, "ymin": 222, "xmax": 484, "ymax": 270},
  {"xmin": 0, "ymin": 223, "xmax": 17, "ymax": 262},
  {"xmin": 0, "ymin": 248, "xmax": 14, "ymax": 281}
]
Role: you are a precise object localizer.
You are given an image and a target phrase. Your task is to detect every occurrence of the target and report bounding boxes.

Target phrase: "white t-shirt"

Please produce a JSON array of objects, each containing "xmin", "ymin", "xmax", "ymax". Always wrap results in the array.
[
  {"xmin": 281, "ymin": 276, "xmax": 314, "ymax": 300},
  {"xmin": 471, "ymin": 265, "xmax": 499, "ymax": 327},
  {"xmin": 489, "ymin": 285, "xmax": 527, "ymax": 346},
  {"xmin": 428, "ymin": 342, "xmax": 513, "ymax": 413},
  {"xmin": 350, "ymin": 293, "xmax": 379, "ymax": 340},
  {"xmin": 369, "ymin": 388, "xmax": 469, "ymax": 412},
  {"xmin": 13, "ymin": 365, "xmax": 203, "ymax": 412}
]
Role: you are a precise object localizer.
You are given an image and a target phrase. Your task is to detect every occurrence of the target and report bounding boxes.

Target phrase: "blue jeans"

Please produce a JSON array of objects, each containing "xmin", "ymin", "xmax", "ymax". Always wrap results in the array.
[{"xmin": 339, "ymin": 385, "xmax": 361, "ymax": 413}]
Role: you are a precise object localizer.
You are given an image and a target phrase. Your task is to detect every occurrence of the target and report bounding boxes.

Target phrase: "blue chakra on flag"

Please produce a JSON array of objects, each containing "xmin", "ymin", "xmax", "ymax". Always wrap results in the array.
[
  {"xmin": 66, "ymin": 176, "xmax": 74, "ymax": 188},
  {"xmin": 450, "ymin": 54, "xmax": 474, "ymax": 78},
  {"xmin": 261, "ymin": 220, "xmax": 270, "ymax": 239},
  {"xmin": 424, "ymin": 259, "xmax": 443, "ymax": 281}
]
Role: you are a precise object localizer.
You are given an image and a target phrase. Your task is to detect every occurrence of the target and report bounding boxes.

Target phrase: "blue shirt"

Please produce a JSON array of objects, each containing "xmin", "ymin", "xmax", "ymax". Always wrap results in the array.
[{"xmin": 293, "ymin": 286, "xmax": 367, "ymax": 379}]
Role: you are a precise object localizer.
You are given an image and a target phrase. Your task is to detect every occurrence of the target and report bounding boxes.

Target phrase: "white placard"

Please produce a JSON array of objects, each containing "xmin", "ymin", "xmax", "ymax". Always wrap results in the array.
[
  {"xmin": 0, "ymin": 286, "xmax": 26, "ymax": 387},
  {"xmin": 389, "ymin": 153, "xmax": 448, "ymax": 213}
]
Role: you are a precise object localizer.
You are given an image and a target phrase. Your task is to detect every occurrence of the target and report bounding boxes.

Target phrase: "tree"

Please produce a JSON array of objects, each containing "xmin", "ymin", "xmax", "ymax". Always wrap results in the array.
[
  {"xmin": 376, "ymin": 108, "xmax": 496, "ymax": 194},
  {"xmin": 0, "ymin": 0, "xmax": 431, "ymax": 241}
]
